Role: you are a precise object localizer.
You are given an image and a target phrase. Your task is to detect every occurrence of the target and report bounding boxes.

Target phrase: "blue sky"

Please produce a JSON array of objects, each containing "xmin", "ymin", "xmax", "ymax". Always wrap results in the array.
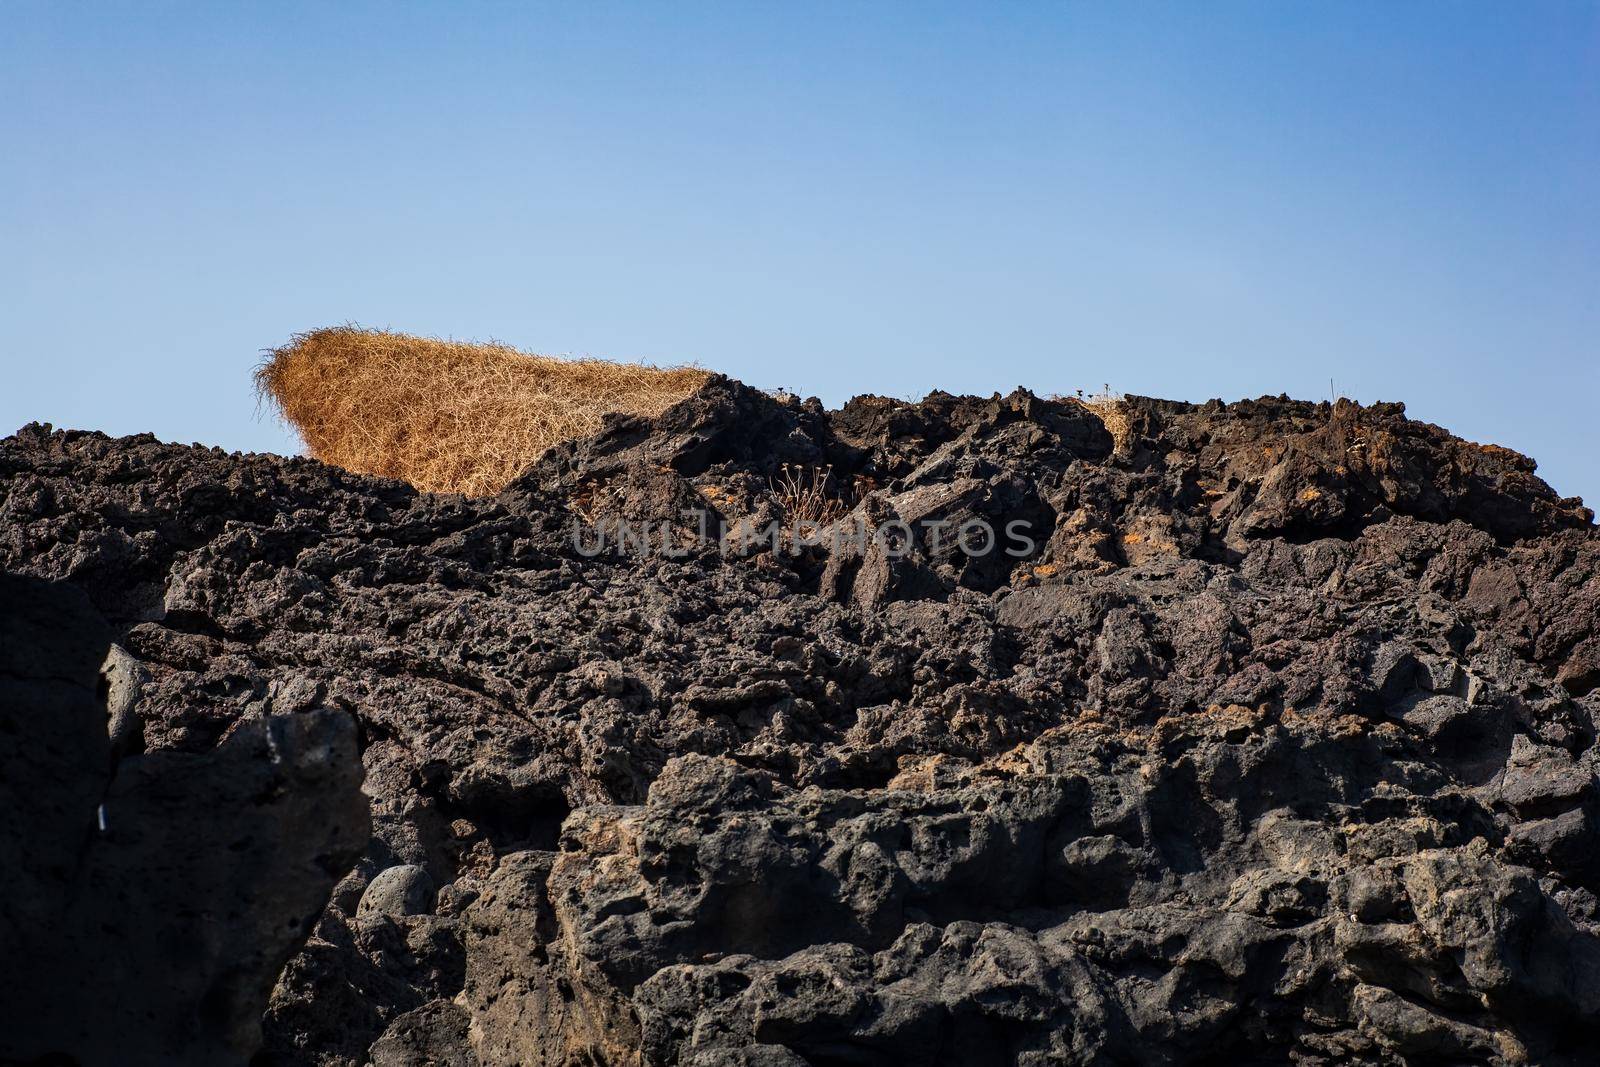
[{"xmin": 3, "ymin": 2, "xmax": 1596, "ymax": 504}]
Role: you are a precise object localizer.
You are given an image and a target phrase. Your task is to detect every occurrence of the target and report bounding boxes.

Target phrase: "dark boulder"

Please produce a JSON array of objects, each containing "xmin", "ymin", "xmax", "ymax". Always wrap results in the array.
[{"xmin": 0, "ymin": 573, "xmax": 368, "ymax": 1066}]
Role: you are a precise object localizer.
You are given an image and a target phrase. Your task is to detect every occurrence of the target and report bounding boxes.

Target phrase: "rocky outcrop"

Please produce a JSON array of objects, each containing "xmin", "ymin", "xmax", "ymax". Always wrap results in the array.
[
  {"xmin": 2, "ymin": 380, "xmax": 1597, "ymax": 1065},
  {"xmin": 0, "ymin": 574, "xmax": 368, "ymax": 1066}
]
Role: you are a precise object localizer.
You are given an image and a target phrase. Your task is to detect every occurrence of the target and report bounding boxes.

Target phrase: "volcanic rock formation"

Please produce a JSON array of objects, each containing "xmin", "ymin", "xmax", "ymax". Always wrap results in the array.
[
  {"xmin": 3, "ymin": 377, "xmax": 1598, "ymax": 1065},
  {"xmin": 0, "ymin": 575, "xmax": 368, "ymax": 1065}
]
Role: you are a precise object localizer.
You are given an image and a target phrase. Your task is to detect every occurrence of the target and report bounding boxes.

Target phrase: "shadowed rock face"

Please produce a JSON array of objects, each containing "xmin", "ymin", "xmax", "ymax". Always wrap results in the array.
[
  {"xmin": 0, "ymin": 575, "xmax": 368, "ymax": 1067},
  {"xmin": 3, "ymin": 378, "xmax": 1598, "ymax": 1065}
]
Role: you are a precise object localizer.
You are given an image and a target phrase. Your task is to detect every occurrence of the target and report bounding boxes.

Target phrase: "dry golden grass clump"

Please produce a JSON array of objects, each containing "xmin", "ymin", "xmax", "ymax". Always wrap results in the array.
[
  {"xmin": 1054, "ymin": 388, "xmax": 1133, "ymax": 453},
  {"xmin": 1084, "ymin": 394, "xmax": 1133, "ymax": 453},
  {"xmin": 256, "ymin": 327, "xmax": 709, "ymax": 496}
]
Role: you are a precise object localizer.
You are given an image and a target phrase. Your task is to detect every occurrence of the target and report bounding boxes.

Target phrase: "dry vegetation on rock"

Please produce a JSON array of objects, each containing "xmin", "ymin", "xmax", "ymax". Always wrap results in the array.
[{"xmin": 255, "ymin": 326, "xmax": 708, "ymax": 495}]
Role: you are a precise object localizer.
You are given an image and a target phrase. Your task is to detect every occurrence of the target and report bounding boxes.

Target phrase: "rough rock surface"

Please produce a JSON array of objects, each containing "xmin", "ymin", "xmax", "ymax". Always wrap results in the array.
[
  {"xmin": 0, "ymin": 574, "xmax": 368, "ymax": 1066},
  {"xmin": 3, "ymin": 377, "xmax": 1599, "ymax": 1065}
]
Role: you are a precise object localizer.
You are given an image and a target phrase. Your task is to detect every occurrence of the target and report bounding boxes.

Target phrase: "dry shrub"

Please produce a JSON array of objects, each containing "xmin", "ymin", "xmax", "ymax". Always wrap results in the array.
[
  {"xmin": 1085, "ymin": 395, "xmax": 1133, "ymax": 453},
  {"xmin": 256, "ymin": 327, "xmax": 709, "ymax": 495},
  {"xmin": 1054, "ymin": 390, "xmax": 1132, "ymax": 453},
  {"xmin": 771, "ymin": 463, "xmax": 849, "ymax": 526}
]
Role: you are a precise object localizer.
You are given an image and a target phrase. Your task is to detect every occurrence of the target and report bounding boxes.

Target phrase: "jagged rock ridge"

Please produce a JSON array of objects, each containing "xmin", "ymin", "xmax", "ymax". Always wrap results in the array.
[{"xmin": 2, "ymin": 377, "xmax": 1598, "ymax": 1065}]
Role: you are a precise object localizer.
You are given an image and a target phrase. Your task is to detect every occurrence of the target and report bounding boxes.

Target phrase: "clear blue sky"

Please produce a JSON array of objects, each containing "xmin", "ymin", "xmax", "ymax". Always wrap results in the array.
[{"xmin": 3, "ymin": 3, "xmax": 1596, "ymax": 504}]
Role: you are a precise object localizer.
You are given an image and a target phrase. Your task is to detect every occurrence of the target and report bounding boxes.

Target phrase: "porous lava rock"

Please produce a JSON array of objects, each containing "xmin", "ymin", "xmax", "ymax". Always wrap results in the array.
[
  {"xmin": 0, "ymin": 575, "xmax": 368, "ymax": 1066},
  {"xmin": 3, "ymin": 377, "xmax": 1598, "ymax": 1065}
]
